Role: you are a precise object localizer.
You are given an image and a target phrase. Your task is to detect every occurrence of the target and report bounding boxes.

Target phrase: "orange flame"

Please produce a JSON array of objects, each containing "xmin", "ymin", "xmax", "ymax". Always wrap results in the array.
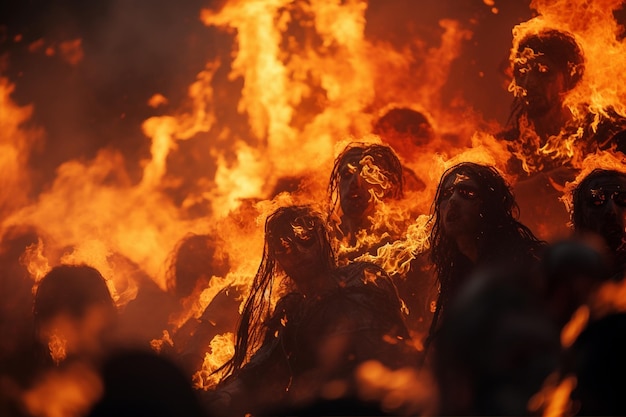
[{"xmin": 192, "ymin": 332, "xmax": 236, "ymax": 390}]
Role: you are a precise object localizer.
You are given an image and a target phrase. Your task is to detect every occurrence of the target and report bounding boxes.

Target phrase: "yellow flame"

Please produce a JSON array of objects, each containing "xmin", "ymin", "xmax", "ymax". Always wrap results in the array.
[{"xmin": 192, "ymin": 332, "xmax": 236, "ymax": 390}]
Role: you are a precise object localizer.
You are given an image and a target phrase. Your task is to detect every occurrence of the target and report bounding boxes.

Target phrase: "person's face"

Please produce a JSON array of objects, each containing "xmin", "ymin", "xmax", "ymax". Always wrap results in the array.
[
  {"xmin": 338, "ymin": 153, "xmax": 388, "ymax": 220},
  {"xmin": 438, "ymin": 172, "xmax": 483, "ymax": 239},
  {"xmin": 579, "ymin": 175, "xmax": 626, "ymax": 253},
  {"xmin": 268, "ymin": 216, "xmax": 323, "ymax": 283},
  {"xmin": 514, "ymin": 53, "xmax": 567, "ymax": 117}
]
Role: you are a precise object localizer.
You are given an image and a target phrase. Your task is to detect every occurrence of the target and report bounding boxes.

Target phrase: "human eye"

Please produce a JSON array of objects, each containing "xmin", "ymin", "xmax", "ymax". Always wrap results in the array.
[
  {"xmin": 613, "ymin": 191, "xmax": 626, "ymax": 207},
  {"xmin": 441, "ymin": 186, "xmax": 454, "ymax": 200},
  {"xmin": 589, "ymin": 190, "xmax": 606, "ymax": 207},
  {"xmin": 458, "ymin": 186, "xmax": 478, "ymax": 200}
]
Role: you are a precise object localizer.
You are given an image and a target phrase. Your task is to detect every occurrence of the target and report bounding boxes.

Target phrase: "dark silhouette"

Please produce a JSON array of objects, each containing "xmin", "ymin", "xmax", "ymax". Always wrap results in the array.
[
  {"xmin": 206, "ymin": 206, "xmax": 414, "ymax": 416},
  {"xmin": 540, "ymin": 238, "xmax": 612, "ymax": 330},
  {"xmin": 114, "ymin": 254, "xmax": 177, "ymax": 350},
  {"xmin": 33, "ymin": 264, "xmax": 118, "ymax": 366},
  {"xmin": 87, "ymin": 348, "xmax": 207, "ymax": 417},
  {"xmin": 426, "ymin": 162, "xmax": 545, "ymax": 346},
  {"xmin": 558, "ymin": 169, "xmax": 626, "ymax": 415},
  {"xmin": 162, "ymin": 233, "xmax": 241, "ymax": 379},
  {"xmin": 431, "ymin": 267, "xmax": 560, "ymax": 416},
  {"xmin": 571, "ymin": 168, "xmax": 626, "ymax": 278}
]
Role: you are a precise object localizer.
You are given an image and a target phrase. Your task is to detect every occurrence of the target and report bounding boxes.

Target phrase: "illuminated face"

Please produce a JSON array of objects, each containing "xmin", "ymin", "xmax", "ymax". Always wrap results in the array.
[
  {"xmin": 439, "ymin": 173, "xmax": 483, "ymax": 239},
  {"xmin": 338, "ymin": 153, "xmax": 389, "ymax": 220},
  {"xmin": 514, "ymin": 53, "xmax": 567, "ymax": 118},
  {"xmin": 268, "ymin": 216, "xmax": 323, "ymax": 283},
  {"xmin": 579, "ymin": 174, "xmax": 626, "ymax": 253}
]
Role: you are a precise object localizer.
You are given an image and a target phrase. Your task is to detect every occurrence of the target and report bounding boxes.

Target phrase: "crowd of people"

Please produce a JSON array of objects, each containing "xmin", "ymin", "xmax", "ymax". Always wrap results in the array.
[{"xmin": 1, "ymin": 25, "xmax": 626, "ymax": 417}]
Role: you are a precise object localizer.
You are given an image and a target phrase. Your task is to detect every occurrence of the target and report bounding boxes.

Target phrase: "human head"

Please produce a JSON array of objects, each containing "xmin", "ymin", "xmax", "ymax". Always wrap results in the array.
[
  {"xmin": 572, "ymin": 169, "xmax": 626, "ymax": 255},
  {"xmin": 431, "ymin": 162, "xmax": 518, "ymax": 248},
  {"xmin": 541, "ymin": 238, "xmax": 611, "ymax": 328},
  {"xmin": 329, "ymin": 143, "xmax": 403, "ymax": 222},
  {"xmin": 265, "ymin": 205, "xmax": 335, "ymax": 286},
  {"xmin": 34, "ymin": 265, "xmax": 117, "ymax": 362},
  {"xmin": 511, "ymin": 29, "xmax": 584, "ymax": 117},
  {"xmin": 166, "ymin": 233, "xmax": 230, "ymax": 300},
  {"xmin": 373, "ymin": 107, "xmax": 434, "ymax": 153},
  {"xmin": 225, "ymin": 205, "xmax": 335, "ymax": 376}
]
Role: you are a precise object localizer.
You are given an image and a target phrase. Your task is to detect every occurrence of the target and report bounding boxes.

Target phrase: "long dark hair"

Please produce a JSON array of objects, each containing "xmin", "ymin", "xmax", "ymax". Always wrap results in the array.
[
  {"xmin": 572, "ymin": 169, "xmax": 626, "ymax": 232},
  {"xmin": 427, "ymin": 163, "xmax": 544, "ymax": 336},
  {"xmin": 220, "ymin": 205, "xmax": 335, "ymax": 379},
  {"xmin": 328, "ymin": 142, "xmax": 404, "ymax": 218},
  {"xmin": 505, "ymin": 29, "xmax": 585, "ymax": 134}
]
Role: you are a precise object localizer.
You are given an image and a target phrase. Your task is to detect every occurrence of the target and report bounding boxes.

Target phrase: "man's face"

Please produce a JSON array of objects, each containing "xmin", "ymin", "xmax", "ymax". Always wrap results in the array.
[
  {"xmin": 579, "ymin": 175, "xmax": 626, "ymax": 253},
  {"xmin": 514, "ymin": 53, "xmax": 567, "ymax": 118},
  {"xmin": 338, "ymin": 153, "xmax": 388, "ymax": 220},
  {"xmin": 268, "ymin": 216, "xmax": 322, "ymax": 282},
  {"xmin": 439, "ymin": 173, "xmax": 483, "ymax": 239}
]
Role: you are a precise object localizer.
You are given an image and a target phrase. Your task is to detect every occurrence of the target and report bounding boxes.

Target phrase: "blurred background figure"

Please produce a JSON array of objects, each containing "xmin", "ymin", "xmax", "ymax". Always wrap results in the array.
[
  {"xmin": 160, "ymin": 232, "xmax": 240, "ymax": 379},
  {"xmin": 206, "ymin": 205, "xmax": 414, "ymax": 416},
  {"xmin": 87, "ymin": 348, "xmax": 207, "ymax": 417},
  {"xmin": 548, "ymin": 168, "xmax": 626, "ymax": 416},
  {"xmin": 426, "ymin": 162, "xmax": 545, "ymax": 349},
  {"xmin": 0, "ymin": 226, "xmax": 44, "ymax": 416},
  {"xmin": 33, "ymin": 264, "xmax": 118, "ymax": 367},
  {"xmin": 431, "ymin": 266, "xmax": 560, "ymax": 416},
  {"xmin": 16, "ymin": 265, "xmax": 119, "ymax": 417},
  {"xmin": 372, "ymin": 106, "xmax": 432, "ymax": 192}
]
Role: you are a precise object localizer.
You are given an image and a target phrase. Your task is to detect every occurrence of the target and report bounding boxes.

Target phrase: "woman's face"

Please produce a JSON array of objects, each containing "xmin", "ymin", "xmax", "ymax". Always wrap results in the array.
[
  {"xmin": 579, "ymin": 174, "xmax": 626, "ymax": 252},
  {"xmin": 268, "ymin": 216, "xmax": 323, "ymax": 283},
  {"xmin": 438, "ymin": 172, "xmax": 483, "ymax": 240},
  {"xmin": 338, "ymin": 152, "xmax": 392, "ymax": 221}
]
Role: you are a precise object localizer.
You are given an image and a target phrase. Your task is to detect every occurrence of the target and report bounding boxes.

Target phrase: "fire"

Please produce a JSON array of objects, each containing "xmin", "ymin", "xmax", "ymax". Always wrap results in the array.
[
  {"xmin": 192, "ymin": 332, "xmax": 236, "ymax": 390},
  {"xmin": 47, "ymin": 331, "xmax": 68, "ymax": 365},
  {"xmin": 560, "ymin": 305, "xmax": 590, "ymax": 349},
  {"xmin": 505, "ymin": 0, "xmax": 626, "ymax": 174},
  {"xmin": 20, "ymin": 237, "xmax": 51, "ymax": 288},
  {"xmin": 3, "ymin": 0, "xmax": 626, "ymax": 414},
  {"xmin": 21, "ymin": 362, "xmax": 102, "ymax": 417}
]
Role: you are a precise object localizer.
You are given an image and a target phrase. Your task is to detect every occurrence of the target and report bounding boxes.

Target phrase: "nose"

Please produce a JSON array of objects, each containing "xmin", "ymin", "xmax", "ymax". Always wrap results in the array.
[
  {"xmin": 347, "ymin": 171, "xmax": 364, "ymax": 190},
  {"xmin": 605, "ymin": 199, "xmax": 623, "ymax": 220}
]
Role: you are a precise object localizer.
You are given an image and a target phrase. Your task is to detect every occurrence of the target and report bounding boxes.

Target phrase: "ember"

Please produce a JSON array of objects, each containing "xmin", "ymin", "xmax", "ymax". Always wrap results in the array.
[{"xmin": 1, "ymin": 0, "xmax": 626, "ymax": 416}]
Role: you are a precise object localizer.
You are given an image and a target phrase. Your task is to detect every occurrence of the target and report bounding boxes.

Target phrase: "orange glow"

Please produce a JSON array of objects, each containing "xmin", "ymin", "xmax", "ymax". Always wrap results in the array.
[
  {"xmin": 58, "ymin": 39, "xmax": 84, "ymax": 65},
  {"xmin": 560, "ymin": 305, "xmax": 589, "ymax": 348},
  {"xmin": 22, "ymin": 362, "xmax": 103, "ymax": 417},
  {"xmin": 4, "ymin": 2, "xmax": 626, "ymax": 411},
  {"xmin": 192, "ymin": 332, "xmax": 235, "ymax": 390}
]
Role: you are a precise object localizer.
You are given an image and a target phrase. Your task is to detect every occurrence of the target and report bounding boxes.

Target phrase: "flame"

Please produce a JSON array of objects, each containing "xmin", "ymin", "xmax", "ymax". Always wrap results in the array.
[
  {"xmin": 505, "ymin": 0, "xmax": 626, "ymax": 174},
  {"xmin": 560, "ymin": 305, "xmax": 589, "ymax": 349},
  {"xmin": 21, "ymin": 362, "xmax": 103, "ymax": 417},
  {"xmin": 47, "ymin": 331, "xmax": 68, "ymax": 365},
  {"xmin": 6, "ymin": 2, "xmax": 626, "ymax": 413},
  {"xmin": 589, "ymin": 278, "xmax": 626, "ymax": 317},
  {"xmin": 0, "ymin": 77, "xmax": 39, "ymax": 216},
  {"xmin": 150, "ymin": 330, "xmax": 174, "ymax": 354},
  {"xmin": 354, "ymin": 360, "xmax": 436, "ymax": 415},
  {"xmin": 192, "ymin": 332, "xmax": 236, "ymax": 390},
  {"xmin": 20, "ymin": 237, "xmax": 51, "ymax": 290},
  {"xmin": 528, "ymin": 372, "xmax": 576, "ymax": 417}
]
